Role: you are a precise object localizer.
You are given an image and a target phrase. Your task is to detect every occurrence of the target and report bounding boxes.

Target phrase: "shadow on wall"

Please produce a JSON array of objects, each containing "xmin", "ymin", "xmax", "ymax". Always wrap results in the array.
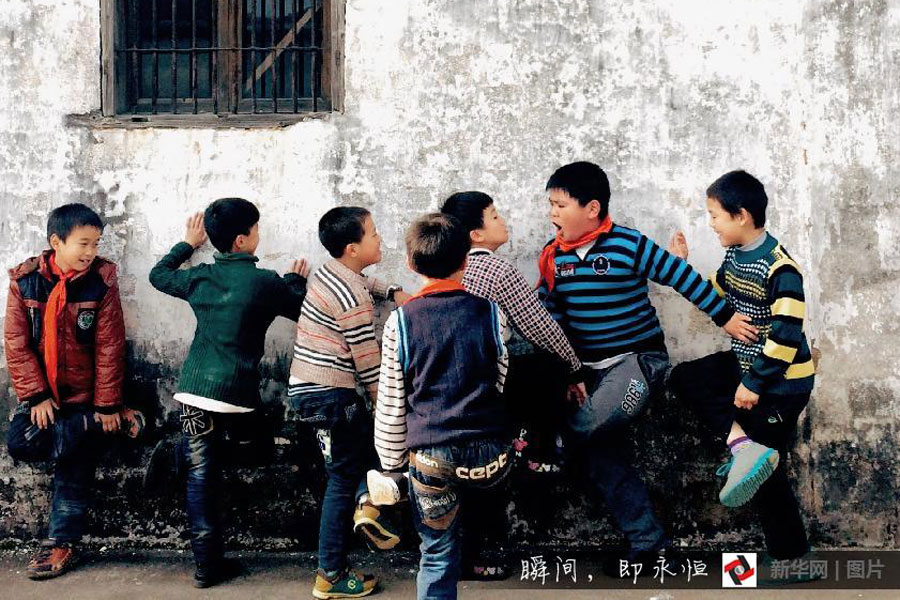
[{"xmin": 0, "ymin": 347, "xmax": 895, "ymax": 551}]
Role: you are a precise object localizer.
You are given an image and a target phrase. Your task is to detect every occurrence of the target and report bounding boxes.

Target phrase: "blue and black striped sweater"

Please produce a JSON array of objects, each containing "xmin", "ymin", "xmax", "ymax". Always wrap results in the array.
[{"xmin": 538, "ymin": 224, "xmax": 734, "ymax": 362}]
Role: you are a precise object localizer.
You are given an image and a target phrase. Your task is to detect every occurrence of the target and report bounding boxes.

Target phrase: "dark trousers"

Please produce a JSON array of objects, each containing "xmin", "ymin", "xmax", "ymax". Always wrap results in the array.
[
  {"xmin": 7, "ymin": 403, "xmax": 99, "ymax": 543},
  {"xmin": 569, "ymin": 352, "xmax": 670, "ymax": 555},
  {"xmin": 503, "ymin": 353, "xmax": 568, "ymax": 465},
  {"xmin": 409, "ymin": 438, "xmax": 512, "ymax": 600},
  {"xmin": 669, "ymin": 351, "xmax": 810, "ymax": 559},
  {"xmin": 288, "ymin": 388, "xmax": 372, "ymax": 574},
  {"xmin": 179, "ymin": 403, "xmax": 273, "ymax": 569}
]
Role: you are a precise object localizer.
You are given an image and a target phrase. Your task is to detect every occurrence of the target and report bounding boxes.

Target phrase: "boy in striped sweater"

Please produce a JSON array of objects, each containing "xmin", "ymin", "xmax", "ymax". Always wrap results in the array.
[
  {"xmin": 668, "ymin": 170, "xmax": 815, "ymax": 559},
  {"xmin": 288, "ymin": 206, "xmax": 409, "ymax": 599},
  {"xmin": 538, "ymin": 161, "xmax": 755, "ymax": 565}
]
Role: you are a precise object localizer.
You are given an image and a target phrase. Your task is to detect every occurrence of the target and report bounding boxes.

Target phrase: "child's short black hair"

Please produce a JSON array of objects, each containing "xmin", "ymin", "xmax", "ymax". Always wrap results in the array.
[
  {"xmin": 406, "ymin": 213, "xmax": 470, "ymax": 279},
  {"xmin": 546, "ymin": 161, "xmax": 611, "ymax": 218},
  {"xmin": 318, "ymin": 206, "xmax": 371, "ymax": 258},
  {"xmin": 47, "ymin": 203, "xmax": 104, "ymax": 243},
  {"xmin": 706, "ymin": 170, "xmax": 768, "ymax": 228},
  {"xmin": 204, "ymin": 198, "xmax": 260, "ymax": 253},
  {"xmin": 440, "ymin": 191, "xmax": 494, "ymax": 233}
]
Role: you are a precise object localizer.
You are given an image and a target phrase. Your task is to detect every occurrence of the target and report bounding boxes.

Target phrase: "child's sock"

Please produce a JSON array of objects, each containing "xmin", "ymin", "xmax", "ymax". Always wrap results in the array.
[{"xmin": 728, "ymin": 435, "xmax": 753, "ymax": 456}]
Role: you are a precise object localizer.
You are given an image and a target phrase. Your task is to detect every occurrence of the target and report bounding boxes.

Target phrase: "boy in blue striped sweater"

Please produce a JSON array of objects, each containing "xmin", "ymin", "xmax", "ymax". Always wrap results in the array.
[
  {"xmin": 538, "ymin": 161, "xmax": 755, "ymax": 564},
  {"xmin": 668, "ymin": 170, "xmax": 814, "ymax": 559}
]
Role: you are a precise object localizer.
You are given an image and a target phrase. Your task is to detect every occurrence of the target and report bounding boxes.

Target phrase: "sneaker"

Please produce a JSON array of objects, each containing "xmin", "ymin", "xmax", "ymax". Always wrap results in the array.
[
  {"xmin": 26, "ymin": 541, "xmax": 79, "ymax": 580},
  {"xmin": 366, "ymin": 470, "xmax": 405, "ymax": 506},
  {"xmin": 717, "ymin": 442, "xmax": 780, "ymax": 507},
  {"xmin": 313, "ymin": 568, "xmax": 378, "ymax": 599},
  {"xmin": 353, "ymin": 502, "xmax": 400, "ymax": 551},
  {"xmin": 193, "ymin": 557, "xmax": 244, "ymax": 588}
]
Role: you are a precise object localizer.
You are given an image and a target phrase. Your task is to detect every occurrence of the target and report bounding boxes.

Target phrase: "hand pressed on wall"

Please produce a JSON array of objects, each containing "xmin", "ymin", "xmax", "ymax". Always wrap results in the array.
[{"xmin": 184, "ymin": 212, "xmax": 208, "ymax": 248}]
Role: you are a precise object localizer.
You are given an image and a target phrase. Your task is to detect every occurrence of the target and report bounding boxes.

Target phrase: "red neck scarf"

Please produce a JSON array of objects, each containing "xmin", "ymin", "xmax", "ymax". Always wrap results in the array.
[
  {"xmin": 404, "ymin": 279, "xmax": 466, "ymax": 304},
  {"xmin": 44, "ymin": 254, "xmax": 78, "ymax": 400},
  {"xmin": 538, "ymin": 216, "xmax": 614, "ymax": 292}
]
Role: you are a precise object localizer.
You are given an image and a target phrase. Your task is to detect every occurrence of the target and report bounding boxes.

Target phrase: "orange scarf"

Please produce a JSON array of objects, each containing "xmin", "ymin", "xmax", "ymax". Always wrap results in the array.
[
  {"xmin": 43, "ymin": 254, "xmax": 77, "ymax": 400},
  {"xmin": 537, "ymin": 215, "xmax": 614, "ymax": 292},
  {"xmin": 404, "ymin": 279, "xmax": 466, "ymax": 304}
]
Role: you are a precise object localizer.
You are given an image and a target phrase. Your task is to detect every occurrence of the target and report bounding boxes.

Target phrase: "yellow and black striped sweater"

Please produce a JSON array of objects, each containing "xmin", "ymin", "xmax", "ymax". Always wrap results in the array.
[{"xmin": 711, "ymin": 233, "xmax": 815, "ymax": 396}]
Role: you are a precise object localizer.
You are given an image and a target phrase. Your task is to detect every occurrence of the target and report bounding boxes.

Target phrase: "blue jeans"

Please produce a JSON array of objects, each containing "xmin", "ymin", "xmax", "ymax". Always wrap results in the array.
[
  {"xmin": 409, "ymin": 438, "xmax": 512, "ymax": 600},
  {"xmin": 288, "ymin": 388, "xmax": 372, "ymax": 574},
  {"xmin": 180, "ymin": 403, "xmax": 273, "ymax": 568},
  {"xmin": 568, "ymin": 353, "xmax": 670, "ymax": 556},
  {"xmin": 7, "ymin": 403, "xmax": 99, "ymax": 543}
]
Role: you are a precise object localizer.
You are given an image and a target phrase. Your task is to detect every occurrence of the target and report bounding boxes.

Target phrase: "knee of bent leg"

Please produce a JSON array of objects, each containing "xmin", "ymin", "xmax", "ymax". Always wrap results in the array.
[{"xmin": 6, "ymin": 416, "xmax": 48, "ymax": 462}]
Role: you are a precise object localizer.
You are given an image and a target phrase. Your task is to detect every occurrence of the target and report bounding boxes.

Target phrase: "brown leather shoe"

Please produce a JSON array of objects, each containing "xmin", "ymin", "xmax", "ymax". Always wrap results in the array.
[{"xmin": 26, "ymin": 543, "xmax": 79, "ymax": 580}]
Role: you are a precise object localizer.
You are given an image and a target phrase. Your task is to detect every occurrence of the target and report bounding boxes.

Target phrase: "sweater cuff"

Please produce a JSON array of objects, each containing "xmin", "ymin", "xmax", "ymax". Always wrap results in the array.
[
  {"xmin": 740, "ymin": 372, "xmax": 765, "ymax": 395},
  {"xmin": 711, "ymin": 303, "xmax": 735, "ymax": 328},
  {"xmin": 283, "ymin": 272, "xmax": 307, "ymax": 290},
  {"xmin": 171, "ymin": 241, "xmax": 196, "ymax": 260},
  {"xmin": 22, "ymin": 390, "xmax": 53, "ymax": 408}
]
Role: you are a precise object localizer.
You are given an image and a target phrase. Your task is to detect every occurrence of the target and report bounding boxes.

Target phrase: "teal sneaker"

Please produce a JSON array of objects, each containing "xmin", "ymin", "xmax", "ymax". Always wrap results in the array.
[
  {"xmin": 312, "ymin": 568, "xmax": 378, "ymax": 599},
  {"xmin": 717, "ymin": 442, "xmax": 780, "ymax": 507}
]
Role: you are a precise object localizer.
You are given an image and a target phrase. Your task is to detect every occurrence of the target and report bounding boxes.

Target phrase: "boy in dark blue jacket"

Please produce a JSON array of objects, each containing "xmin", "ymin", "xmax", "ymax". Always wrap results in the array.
[{"xmin": 375, "ymin": 213, "xmax": 510, "ymax": 600}]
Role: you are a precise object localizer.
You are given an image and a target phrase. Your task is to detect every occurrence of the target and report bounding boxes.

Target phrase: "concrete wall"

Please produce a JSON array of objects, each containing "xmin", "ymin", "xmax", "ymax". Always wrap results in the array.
[{"xmin": 1, "ymin": 0, "xmax": 897, "ymax": 550}]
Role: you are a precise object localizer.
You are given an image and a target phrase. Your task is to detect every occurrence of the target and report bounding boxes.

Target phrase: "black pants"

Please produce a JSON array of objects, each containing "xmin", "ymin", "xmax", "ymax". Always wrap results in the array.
[
  {"xmin": 503, "ymin": 352, "xmax": 568, "ymax": 464},
  {"xmin": 668, "ymin": 351, "xmax": 810, "ymax": 559}
]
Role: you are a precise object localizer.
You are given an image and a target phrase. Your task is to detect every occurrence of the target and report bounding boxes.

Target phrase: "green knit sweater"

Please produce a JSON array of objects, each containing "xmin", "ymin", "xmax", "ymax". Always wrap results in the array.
[{"xmin": 149, "ymin": 242, "xmax": 307, "ymax": 409}]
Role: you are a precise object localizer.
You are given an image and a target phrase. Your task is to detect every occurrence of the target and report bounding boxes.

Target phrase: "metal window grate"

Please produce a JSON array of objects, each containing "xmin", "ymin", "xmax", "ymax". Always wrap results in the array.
[{"xmin": 115, "ymin": 0, "xmax": 326, "ymax": 115}]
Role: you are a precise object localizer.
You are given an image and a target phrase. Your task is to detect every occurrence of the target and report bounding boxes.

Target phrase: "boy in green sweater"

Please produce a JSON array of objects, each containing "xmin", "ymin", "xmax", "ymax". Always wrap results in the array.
[
  {"xmin": 668, "ymin": 171, "xmax": 815, "ymax": 559},
  {"xmin": 149, "ymin": 198, "xmax": 309, "ymax": 587}
]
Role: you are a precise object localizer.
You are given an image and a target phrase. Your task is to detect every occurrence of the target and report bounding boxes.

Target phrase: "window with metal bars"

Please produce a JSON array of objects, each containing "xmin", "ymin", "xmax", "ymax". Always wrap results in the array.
[{"xmin": 101, "ymin": 0, "xmax": 342, "ymax": 119}]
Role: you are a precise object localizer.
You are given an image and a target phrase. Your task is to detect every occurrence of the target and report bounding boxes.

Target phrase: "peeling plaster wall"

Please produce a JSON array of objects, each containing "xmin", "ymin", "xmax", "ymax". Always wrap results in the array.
[{"xmin": 1, "ymin": 0, "xmax": 898, "ymax": 550}]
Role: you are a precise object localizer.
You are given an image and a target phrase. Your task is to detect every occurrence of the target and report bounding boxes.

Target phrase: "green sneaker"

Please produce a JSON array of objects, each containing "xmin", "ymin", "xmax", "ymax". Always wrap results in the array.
[
  {"xmin": 717, "ymin": 442, "xmax": 780, "ymax": 507},
  {"xmin": 312, "ymin": 568, "xmax": 378, "ymax": 599}
]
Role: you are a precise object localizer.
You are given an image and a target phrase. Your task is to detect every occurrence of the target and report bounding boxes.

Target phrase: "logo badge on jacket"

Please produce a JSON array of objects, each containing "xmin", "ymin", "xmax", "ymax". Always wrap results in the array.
[
  {"xmin": 592, "ymin": 255, "xmax": 610, "ymax": 275},
  {"xmin": 77, "ymin": 310, "xmax": 96, "ymax": 330},
  {"xmin": 556, "ymin": 263, "xmax": 576, "ymax": 278}
]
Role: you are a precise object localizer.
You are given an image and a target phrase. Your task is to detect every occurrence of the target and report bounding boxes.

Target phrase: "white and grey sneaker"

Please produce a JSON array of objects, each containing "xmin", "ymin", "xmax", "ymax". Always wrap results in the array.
[{"xmin": 366, "ymin": 470, "xmax": 405, "ymax": 506}]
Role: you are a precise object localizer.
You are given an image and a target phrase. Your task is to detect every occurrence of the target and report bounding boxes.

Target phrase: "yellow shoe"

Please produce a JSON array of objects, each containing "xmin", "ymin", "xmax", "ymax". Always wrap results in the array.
[
  {"xmin": 313, "ymin": 568, "xmax": 378, "ymax": 599},
  {"xmin": 352, "ymin": 502, "xmax": 400, "ymax": 551}
]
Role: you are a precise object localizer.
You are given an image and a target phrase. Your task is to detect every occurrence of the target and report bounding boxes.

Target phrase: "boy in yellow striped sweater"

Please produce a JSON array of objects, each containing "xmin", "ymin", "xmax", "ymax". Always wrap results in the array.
[{"xmin": 669, "ymin": 170, "xmax": 815, "ymax": 560}]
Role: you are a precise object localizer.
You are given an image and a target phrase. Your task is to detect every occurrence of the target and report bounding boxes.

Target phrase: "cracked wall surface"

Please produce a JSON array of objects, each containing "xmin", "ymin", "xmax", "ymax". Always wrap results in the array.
[{"xmin": 1, "ymin": 0, "xmax": 897, "ymax": 550}]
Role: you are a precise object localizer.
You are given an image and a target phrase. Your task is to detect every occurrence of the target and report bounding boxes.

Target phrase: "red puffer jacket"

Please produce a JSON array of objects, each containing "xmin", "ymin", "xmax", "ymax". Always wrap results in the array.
[{"xmin": 4, "ymin": 251, "xmax": 125, "ymax": 413}]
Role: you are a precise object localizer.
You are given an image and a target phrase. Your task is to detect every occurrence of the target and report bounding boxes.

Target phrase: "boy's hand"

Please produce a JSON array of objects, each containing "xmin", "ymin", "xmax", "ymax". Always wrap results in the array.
[
  {"xmin": 567, "ymin": 382, "xmax": 587, "ymax": 406},
  {"xmin": 290, "ymin": 258, "xmax": 311, "ymax": 278},
  {"xmin": 95, "ymin": 412, "xmax": 122, "ymax": 433},
  {"xmin": 184, "ymin": 212, "xmax": 208, "ymax": 248},
  {"xmin": 734, "ymin": 383, "xmax": 760, "ymax": 409},
  {"xmin": 668, "ymin": 230, "xmax": 689, "ymax": 260},
  {"xmin": 723, "ymin": 313, "xmax": 759, "ymax": 343},
  {"xmin": 30, "ymin": 399, "xmax": 57, "ymax": 429},
  {"xmin": 392, "ymin": 290, "xmax": 411, "ymax": 304}
]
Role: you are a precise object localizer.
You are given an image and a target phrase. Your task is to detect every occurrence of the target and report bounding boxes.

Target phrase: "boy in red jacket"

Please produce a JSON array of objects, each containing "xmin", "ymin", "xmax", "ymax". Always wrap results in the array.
[{"xmin": 4, "ymin": 203, "xmax": 142, "ymax": 580}]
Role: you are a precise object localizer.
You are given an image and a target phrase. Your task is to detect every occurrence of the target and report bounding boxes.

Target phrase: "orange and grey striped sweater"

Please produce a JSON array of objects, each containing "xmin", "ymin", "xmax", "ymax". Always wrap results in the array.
[{"xmin": 289, "ymin": 259, "xmax": 395, "ymax": 401}]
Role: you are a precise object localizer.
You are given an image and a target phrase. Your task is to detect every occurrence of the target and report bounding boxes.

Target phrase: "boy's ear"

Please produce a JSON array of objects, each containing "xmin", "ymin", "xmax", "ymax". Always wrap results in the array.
[
  {"xmin": 587, "ymin": 199, "xmax": 602, "ymax": 219},
  {"xmin": 470, "ymin": 229, "xmax": 484, "ymax": 244},
  {"xmin": 345, "ymin": 242, "xmax": 358, "ymax": 258},
  {"xmin": 737, "ymin": 208, "xmax": 753, "ymax": 226},
  {"xmin": 49, "ymin": 233, "xmax": 61, "ymax": 250}
]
